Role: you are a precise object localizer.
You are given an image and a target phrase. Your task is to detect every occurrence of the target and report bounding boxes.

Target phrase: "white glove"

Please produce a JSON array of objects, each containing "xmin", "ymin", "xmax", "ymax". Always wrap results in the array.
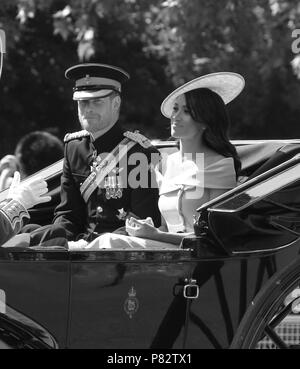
[
  {"xmin": 0, "ymin": 155, "xmax": 19, "ymax": 191},
  {"xmin": 0, "ymin": 155, "xmax": 19, "ymax": 173},
  {"xmin": 8, "ymin": 171, "xmax": 51, "ymax": 210}
]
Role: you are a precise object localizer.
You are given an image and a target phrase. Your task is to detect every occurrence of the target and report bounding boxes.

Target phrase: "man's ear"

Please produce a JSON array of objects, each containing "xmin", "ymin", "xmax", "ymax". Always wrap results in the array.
[{"xmin": 113, "ymin": 95, "xmax": 121, "ymax": 111}]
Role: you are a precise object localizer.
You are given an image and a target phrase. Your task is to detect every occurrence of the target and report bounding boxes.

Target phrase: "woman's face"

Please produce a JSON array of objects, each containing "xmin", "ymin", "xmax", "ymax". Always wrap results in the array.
[{"xmin": 170, "ymin": 94, "xmax": 205, "ymax": 139}]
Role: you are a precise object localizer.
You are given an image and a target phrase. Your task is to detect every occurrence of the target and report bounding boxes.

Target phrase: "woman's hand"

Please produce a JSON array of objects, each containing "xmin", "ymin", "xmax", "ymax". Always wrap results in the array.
[
  {"xmin": 126, "ymin": 216, "xmax": 159, "ymax": 240},
  {"xmin": 8, "ymin": 171, "xmax": 51, "ymax": 209}
]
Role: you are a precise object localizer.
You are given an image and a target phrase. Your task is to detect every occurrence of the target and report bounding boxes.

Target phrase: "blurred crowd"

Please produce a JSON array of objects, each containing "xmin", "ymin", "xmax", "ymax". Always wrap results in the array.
[{"xmin": 0, "ymin": 131, "xmax": 63, "ymax": 191}]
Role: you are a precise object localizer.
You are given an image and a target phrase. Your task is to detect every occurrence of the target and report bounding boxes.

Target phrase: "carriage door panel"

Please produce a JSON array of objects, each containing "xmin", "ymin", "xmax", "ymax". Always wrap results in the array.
[
  {"xmin": 0, "ymin": 250, "xmax": 70, "ymax": 348},
  {"xmin": 69, "ymin": 250, "xmax": 195, "ymax": 349}
]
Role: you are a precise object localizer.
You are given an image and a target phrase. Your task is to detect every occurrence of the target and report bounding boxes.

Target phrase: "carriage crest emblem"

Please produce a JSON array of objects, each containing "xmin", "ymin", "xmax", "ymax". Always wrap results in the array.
[{"xmin": 124, "ymin": 286, "xmax": 139, "ymax": 319}]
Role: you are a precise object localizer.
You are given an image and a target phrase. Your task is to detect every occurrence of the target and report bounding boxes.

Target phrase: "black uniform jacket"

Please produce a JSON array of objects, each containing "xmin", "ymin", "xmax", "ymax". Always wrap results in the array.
[
  {"xmin": 0, "ymin": 212, "xmax": 15, "ymax": 245},
  {"xmin": 0, "ymin": 199, "xmax": 29, "ymax": 246},
  {"xmin": 53, "ymin": 123, "xmax": 161, "ymax": 241}
]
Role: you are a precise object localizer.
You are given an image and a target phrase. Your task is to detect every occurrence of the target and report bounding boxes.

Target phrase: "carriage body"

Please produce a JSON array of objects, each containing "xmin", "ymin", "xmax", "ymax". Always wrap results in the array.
[{"xmin": 0, "ymin": 139, "xmax": 300, "ymax": 349}]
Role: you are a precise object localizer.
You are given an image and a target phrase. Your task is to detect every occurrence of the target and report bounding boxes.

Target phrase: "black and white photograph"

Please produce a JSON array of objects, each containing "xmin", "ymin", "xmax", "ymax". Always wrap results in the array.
[{"xmin": 0, "ymin": 0, "xmax": 300, "ymax": 354}]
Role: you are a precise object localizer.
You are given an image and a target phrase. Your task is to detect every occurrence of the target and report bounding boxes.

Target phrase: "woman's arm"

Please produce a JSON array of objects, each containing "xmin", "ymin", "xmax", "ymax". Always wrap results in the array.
[
  {"xmin": 151, "ymin": 228, "xmax": 193, "ymax": 245},
  {"xmin": 126, "ymin": 217, "xmax": 193, "ymax": 246}
]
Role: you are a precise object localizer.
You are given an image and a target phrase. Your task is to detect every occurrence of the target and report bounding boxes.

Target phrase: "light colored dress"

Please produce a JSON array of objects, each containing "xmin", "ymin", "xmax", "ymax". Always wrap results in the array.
[
  {"xmin": 158, "ymin": 151, "xmax": 236, "ymax": 233},
  {"xmin": 83, "ymin": 152, "xmax": 237, "ymax": 250}
]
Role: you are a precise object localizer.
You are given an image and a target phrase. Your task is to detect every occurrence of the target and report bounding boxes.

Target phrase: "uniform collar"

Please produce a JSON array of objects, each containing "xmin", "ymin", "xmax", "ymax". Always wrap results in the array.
[{"xmin": 92, "ymin": 121, "xmax": 125, "ymax": 151}]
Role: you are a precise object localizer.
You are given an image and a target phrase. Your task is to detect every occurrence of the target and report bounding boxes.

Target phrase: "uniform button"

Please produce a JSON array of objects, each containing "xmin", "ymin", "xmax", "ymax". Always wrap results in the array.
[{"xmin": 97, "ymin": 206, "xmax": 103, "ymax": 214}]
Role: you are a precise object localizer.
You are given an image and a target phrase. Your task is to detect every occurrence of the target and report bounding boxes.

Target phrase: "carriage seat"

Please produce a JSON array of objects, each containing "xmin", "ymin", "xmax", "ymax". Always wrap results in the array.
[
  {"xmin": 244, "ymin": 143, "xmax": 300, "ymax": 179},
  {"xmin": 182, "ymin": 142, "xmax": 300, "ymax": 258},
  {"xmin": 236, "ymin": 141, "xmax": 300, "ymax": 177}
]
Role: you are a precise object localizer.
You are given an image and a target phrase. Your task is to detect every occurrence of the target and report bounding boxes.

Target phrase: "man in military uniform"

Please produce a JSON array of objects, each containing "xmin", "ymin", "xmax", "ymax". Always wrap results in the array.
[{"xmin": 53, "ymin": 63, "xmax": 161, "ymax": 245}]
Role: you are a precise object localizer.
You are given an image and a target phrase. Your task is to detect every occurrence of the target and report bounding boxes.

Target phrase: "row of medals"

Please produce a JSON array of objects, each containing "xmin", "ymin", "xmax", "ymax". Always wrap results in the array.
[{"xmin": 91, "ymin": 151, "xmax": 123, "ymax": 200}]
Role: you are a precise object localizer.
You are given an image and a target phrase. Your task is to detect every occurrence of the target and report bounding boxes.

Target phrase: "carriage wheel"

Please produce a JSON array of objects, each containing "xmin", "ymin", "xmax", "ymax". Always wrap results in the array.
[{"xmin": 230, "ymin": 257, "xmax": 300, "ymax": 349}]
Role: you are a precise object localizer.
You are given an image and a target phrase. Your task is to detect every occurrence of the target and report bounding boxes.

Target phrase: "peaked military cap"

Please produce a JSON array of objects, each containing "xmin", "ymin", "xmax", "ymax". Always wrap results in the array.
[{"xmin": 65, "ymin": 63, "xmax": 130, "ymax": 101}]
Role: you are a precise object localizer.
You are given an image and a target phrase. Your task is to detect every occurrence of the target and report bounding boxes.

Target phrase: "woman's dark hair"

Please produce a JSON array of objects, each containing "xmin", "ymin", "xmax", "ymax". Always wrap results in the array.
[
  {"xmin": 185, "ymin": 87, "xmax": 241, "ymax": 177},
  {"xmin": 15, "ymin": 131, "xmax": 64, "ymax": 177}
]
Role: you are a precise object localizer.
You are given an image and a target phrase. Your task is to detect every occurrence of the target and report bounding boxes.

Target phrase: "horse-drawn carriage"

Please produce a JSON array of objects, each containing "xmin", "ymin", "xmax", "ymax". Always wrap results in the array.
[{"xmin": 0, "ymin": 138, "xmax": 300, "ymax": 349}]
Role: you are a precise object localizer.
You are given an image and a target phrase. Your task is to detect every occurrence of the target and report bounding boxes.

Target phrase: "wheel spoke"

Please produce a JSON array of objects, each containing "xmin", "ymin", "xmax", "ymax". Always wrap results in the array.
[{"xmin": 230, "ymin": 258, "xmax": 300, "ymax": 349}]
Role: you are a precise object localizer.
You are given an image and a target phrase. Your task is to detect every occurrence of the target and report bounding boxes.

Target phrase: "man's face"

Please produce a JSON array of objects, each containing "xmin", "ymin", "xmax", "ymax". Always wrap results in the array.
[{"xmin": 77, "ymin": 95, "xmax": 120, "ymax": 135}]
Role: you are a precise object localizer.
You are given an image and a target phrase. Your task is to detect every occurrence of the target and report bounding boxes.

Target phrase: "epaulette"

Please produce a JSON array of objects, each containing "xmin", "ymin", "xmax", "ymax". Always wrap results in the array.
[
  {"xmin": 64, "ymin": 130, "xmax": 90, "ymax": 143},
  {"xmin": 123, "ymin": 130, "xmax": 152, "ymax": 149}
]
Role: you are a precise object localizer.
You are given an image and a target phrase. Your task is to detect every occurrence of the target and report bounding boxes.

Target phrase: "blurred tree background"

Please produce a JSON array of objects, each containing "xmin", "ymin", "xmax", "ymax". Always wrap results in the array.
[{"xmin": 0, "ymin": 0, "xmax": 300, "ymax": 157}]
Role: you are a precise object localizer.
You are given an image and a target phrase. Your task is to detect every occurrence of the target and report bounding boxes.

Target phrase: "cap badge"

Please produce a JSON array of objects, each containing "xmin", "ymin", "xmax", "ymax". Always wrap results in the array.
[{"xmin": 84, "ymin": 74, "xmax": 91, "ymax": 85}]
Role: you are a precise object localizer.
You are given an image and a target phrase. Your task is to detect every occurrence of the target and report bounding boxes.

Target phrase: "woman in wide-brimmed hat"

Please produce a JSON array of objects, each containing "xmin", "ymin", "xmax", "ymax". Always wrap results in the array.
[
  {"xmin": 122, "ymin": 72, "xmax": 245, "ymax": 245},
  {"xmin": 83, "ymin": 72, "xmax": 245, "ymax": 249}
]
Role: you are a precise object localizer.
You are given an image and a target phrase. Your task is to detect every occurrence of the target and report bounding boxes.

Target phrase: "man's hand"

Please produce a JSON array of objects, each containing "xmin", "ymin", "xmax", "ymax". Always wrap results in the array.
[{"xmin": 8, "ymin": 171, "xmax": 51, "ymax": 210}]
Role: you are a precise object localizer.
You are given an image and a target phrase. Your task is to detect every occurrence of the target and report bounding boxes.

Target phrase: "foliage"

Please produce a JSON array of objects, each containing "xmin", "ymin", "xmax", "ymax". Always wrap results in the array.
[
  {"xmin": 145, "ymin": 0, "xmax": 300, "ymax": 138},
  {"xmin": 0, "ymin": 0, "xmax": 300, "ymax": 157}
]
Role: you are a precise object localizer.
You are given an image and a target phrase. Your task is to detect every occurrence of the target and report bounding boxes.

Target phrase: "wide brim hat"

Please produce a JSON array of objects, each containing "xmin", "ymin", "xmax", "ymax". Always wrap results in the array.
[
  {"xmin": 65, "ymin": 63, "xmax": 130, "ymax": 101},
  {"xmin": 161, "ymin": 72, "xmax": 245, "ymax": 118}
]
